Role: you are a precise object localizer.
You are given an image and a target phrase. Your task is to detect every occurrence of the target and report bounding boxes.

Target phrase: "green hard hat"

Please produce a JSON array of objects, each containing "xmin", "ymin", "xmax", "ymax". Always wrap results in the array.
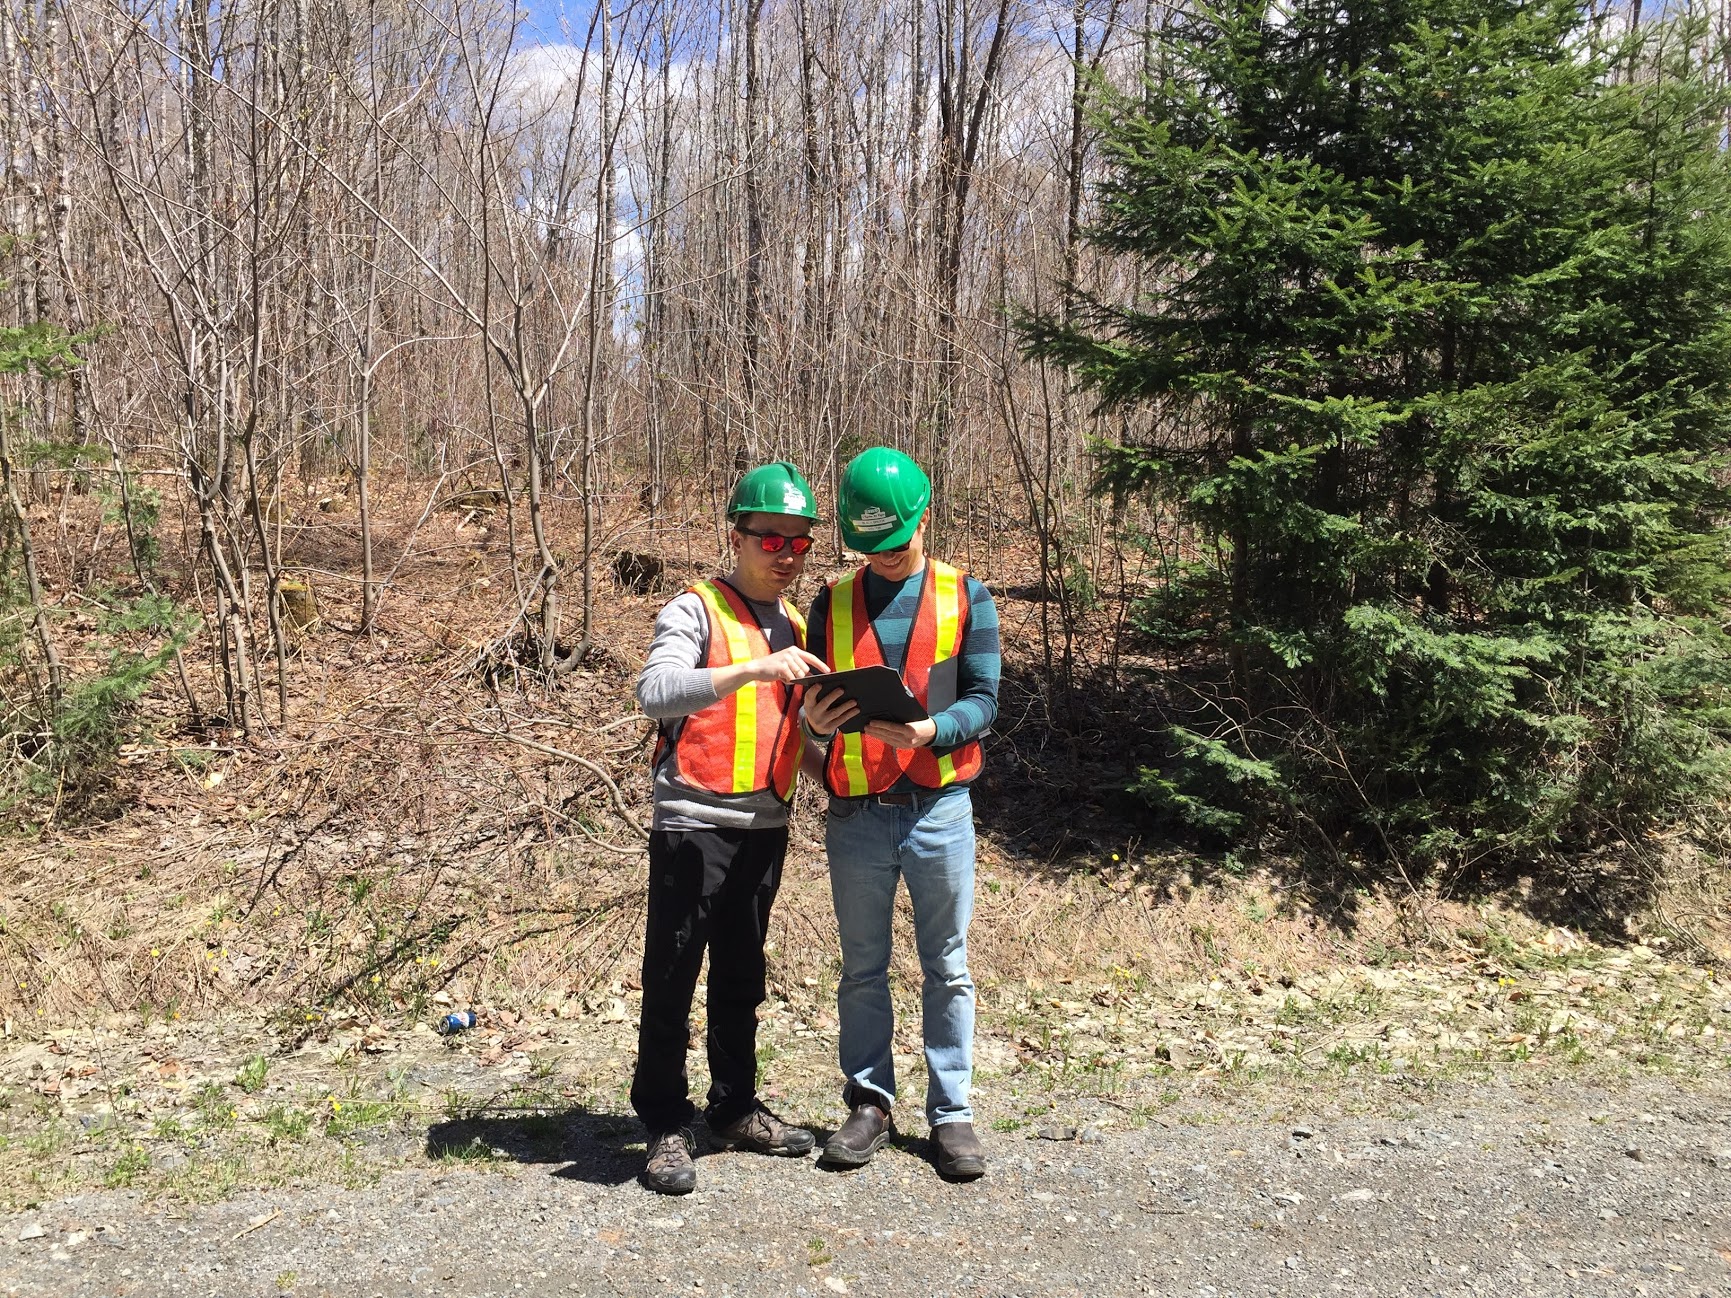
[
  {"xmin": 838, "ymin": 447, "xmax": 930, "ymax": 553},
  {"xmin": 726, "ymin": 460, "xmax": 818, "ymax": 520}
]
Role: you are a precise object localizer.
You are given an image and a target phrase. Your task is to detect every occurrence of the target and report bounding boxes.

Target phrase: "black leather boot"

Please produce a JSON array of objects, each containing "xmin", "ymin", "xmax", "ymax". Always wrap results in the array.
[
  {"xmin": 818, "ymin": 1102, "xmax": 892, "ymax": 1168},
  {"xmin": 931, "ymin": 1122, "xmax": 985, "ymax": 1179}
]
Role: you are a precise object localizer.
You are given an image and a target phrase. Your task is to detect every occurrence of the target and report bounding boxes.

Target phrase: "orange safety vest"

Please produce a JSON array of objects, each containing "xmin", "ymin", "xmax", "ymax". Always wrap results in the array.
[
  {"xmin": 823, "ymin": 559, "xmax": 984, "ymax": 797},
  {"xmin": 653, "ymin": 579, "xmax": 807, "ymax": 804}
]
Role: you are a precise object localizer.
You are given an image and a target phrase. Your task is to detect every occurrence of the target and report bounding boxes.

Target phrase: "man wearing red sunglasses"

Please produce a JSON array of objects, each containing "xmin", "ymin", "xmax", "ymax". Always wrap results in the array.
[
  {"xmin": 733, "ymin": 524, "xmax": 815, "ymax": 555},
  {"xmin": 632, "ymin": 460, "xmax": 829, "ymax": 1194}
]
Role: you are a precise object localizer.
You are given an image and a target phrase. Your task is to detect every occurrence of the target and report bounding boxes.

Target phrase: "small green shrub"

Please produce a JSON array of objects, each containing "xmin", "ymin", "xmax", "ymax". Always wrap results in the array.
[
  {"xmin": 104, "ymin": 1144, "xmax": 150, "ymax": 1189},
  {"xmin": 235, "ymin": 1055, "xmax": 270, "ymax": 1094}
]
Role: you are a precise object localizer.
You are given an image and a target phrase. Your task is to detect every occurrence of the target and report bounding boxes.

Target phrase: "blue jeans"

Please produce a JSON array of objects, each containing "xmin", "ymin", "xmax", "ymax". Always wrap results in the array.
[{"xmin": 826, "ymin": 785, "xmax": 976, "ymax": 1127}]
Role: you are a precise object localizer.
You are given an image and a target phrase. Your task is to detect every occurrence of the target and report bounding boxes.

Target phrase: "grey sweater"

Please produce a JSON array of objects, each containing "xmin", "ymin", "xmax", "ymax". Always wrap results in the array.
[{"xmin": 635, "ymin": 587, "xmax": 800, "ymax": 831}]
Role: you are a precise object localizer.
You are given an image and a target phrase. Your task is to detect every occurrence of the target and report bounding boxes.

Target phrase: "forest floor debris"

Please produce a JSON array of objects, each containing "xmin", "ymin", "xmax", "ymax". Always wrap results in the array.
[{"xmin": 0, "ymin": 910, "xmax": 1723, "ymax": 1207}]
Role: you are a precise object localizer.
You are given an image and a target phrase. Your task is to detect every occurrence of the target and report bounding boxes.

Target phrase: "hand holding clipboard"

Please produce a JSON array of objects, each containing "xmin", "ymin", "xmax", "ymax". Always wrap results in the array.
[{"xmin": 800, "ymin": 665, "xmax": 938, "ymax": 747}]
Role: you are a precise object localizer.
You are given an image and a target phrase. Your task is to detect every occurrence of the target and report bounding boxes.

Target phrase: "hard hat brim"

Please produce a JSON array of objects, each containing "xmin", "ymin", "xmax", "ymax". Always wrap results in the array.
[
  {"xmin": 842, "ymin": 510, "xmax": 921, "ymax": 554},
  {"xmin": 727, "ymin": 460, "xmax": 820, "ymax": 520}
]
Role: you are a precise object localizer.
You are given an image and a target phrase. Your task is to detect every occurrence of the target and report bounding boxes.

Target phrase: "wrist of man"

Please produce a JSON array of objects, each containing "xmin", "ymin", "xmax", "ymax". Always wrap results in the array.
[
  {"xmin": 927, "ymin": 712, "xmax": 961, "ymax": 748},
  {"xmin": 801, "ymin": 714, "xmax": 835, "ymax": 743}
]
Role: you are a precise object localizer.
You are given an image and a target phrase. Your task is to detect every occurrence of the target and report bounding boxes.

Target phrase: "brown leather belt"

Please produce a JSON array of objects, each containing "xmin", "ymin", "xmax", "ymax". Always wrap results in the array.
[{"xmin": 831, "ymin": 791, "xmax": 919, "ymax": 808}]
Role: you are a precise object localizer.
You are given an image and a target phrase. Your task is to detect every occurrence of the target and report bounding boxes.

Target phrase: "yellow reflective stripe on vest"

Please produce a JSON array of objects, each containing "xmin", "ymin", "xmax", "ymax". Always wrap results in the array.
[
  {"xmin": 829, "ymin": 573, "xmax": 870, "ymax": 796},
  {"xmin": 932, "ymin": 562, "xmax": 961, "ymax": 665},
  {"xmin": 779, "ymin": 599, "xmax": 809, "ymax": 799},
  {"xmin": 932, "ymin": 563, "xmax": 963, "ymax": 786},
  {"xmin": 829, "ymin": 573, "xmax": 857, "ymax": 669},
  {"xmin": 695, "ymin": 581, "xmax": 759, "ymax": 795}
]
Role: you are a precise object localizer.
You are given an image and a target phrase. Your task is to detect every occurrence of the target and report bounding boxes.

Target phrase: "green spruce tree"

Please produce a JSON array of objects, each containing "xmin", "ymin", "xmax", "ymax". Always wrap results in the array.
[
  {"xmin": 2, "ymin": 317, "xmax": 194, "ymax": 822},
  {"xmin": 1025, "ymin": 0, "xmax": 1731, "ymax": 881}
]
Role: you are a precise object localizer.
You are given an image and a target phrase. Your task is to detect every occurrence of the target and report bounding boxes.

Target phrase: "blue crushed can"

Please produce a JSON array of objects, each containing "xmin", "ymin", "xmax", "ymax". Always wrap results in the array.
[{"xmin": 437, "ymin": 1010, "xmax": 477, "ymax": 1035}]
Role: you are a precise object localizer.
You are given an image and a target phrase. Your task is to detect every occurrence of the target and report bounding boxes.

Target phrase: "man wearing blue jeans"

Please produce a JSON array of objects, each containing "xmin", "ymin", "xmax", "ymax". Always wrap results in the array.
[{"xmin": 802, "ymin": 448, "xmax": 1000, "ymax": 1180}]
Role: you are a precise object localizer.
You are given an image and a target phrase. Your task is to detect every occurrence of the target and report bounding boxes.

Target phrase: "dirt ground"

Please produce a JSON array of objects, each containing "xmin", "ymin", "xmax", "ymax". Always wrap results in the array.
[
  {"xmin": 1, "ymin": 991, "xmax": 1728, "ymax": 1297},
  {"xmin": 5, "ymin": 482, "xmax": 1730, "ymax": 1294},
  {"xmin": 4, "ymin": 810, "xmax": 1728, "ymax": 1203}
]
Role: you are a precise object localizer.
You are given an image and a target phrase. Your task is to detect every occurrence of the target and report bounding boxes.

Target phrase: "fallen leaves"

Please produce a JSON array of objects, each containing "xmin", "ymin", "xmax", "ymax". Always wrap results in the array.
[
  {"xmin": 1540, "ymin": 926, "xmax": 1586, "ymax": 955},
  {"xmin": 989, "ymin": 933, "xmax": 1726, "ymax": 1089}
]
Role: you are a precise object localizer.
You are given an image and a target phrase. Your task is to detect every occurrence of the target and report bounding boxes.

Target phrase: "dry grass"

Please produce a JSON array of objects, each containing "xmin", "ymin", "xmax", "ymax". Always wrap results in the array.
[{"xmin": 2, "ymin": 473, "xmax": 1727, "ymax": 1041}]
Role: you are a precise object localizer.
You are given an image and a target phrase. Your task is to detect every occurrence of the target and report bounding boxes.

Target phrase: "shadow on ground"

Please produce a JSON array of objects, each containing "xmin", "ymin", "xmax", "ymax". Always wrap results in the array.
[
  {"xmin": 972, "ymin": 658, "xmax": 1389, "ymax": 928},
  {"xmin": 425, "ymin": 1110, "xmax": 865, "ymax": 1187},
  {"xmin": 977, "ymin": 654, "xmax": 1691, "ymax": 947},
  {"xmin": 426, "ymin": 1108, "xmax": 648, "ymax": 1186}
]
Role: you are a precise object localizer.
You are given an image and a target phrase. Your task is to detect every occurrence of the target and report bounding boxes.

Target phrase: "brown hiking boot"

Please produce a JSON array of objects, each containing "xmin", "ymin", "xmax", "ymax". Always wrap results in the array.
[
  {"xmin": 931, "ymin": 1122, "xmax": 985, "ymax": 1179},
  {"xmin": 643, "ymin": 1127, "xmax": 696, "ymax": 1194},
  {"xmin": 818, "ymin": 1102, "xmax": 892, "ymax": 1169},
  {"xmin": 711, "ymin": 1104, "xmax": 816, "ymax": 1157}
]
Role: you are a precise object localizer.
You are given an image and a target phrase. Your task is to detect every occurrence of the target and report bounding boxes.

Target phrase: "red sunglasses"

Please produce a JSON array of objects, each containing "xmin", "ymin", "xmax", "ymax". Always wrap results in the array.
[{"xmin": 736, "ymin": 525, "xmax": 814, "ymax": 555}]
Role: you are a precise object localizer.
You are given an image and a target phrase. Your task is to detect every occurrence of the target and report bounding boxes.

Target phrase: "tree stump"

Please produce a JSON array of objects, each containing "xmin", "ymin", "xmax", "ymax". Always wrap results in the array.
[
  {"xmin": 279, "ymin": 580, "xmax": 320, "ymax": 634},
  {"xmin": 611, "ymin": 550, "xmax": 665, "ymax": 595}
]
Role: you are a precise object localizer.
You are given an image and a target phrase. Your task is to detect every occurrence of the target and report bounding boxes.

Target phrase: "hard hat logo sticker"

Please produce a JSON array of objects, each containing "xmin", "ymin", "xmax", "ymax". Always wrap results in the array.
[
  {"xmin": 783, "ymin": 484, "xmax": 808, "ymax": 510},
  {"xmin": 851, "ymin": 506, "xmax": 895, "ymax": 533}
]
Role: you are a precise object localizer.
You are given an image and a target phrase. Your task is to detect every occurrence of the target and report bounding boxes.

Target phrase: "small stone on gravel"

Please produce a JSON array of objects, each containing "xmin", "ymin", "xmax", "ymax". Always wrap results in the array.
[
  {"xmin": 17, "ymin": 1223, "xmax": 45, "ymax": 1241},
  {"xmin": 1078, "ymin": 1126, "xmax": 1105, "ymax": 1144},
  {"xmin": 1036, "ymin": 1123, "xmax": 1077, "ymax": 1141}
]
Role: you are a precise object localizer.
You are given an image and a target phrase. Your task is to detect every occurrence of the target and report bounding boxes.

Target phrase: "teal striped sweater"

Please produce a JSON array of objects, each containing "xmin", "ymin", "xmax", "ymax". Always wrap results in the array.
[{"xmin": 808, "ymin": 565, "xmax": 1000, "ymax": 786}]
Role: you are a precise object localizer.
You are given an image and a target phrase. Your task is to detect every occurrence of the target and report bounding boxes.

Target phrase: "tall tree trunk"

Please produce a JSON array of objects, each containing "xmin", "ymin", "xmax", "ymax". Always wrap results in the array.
[
  {"xmin": 741, "ymin": 0, "xmax": 767, "ymax": 456},
  {"xmin": 576, "ymin": 0, "xmax": 619, "ymax": 666},
  {"xmin": 931, "ymin": 0, "xmax": 1015, "ymax": 539}
]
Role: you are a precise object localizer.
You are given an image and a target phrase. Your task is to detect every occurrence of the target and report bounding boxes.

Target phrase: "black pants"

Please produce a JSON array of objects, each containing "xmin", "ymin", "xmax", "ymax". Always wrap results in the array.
[{"xmin": 630, "ymin": 825, "xmax": 787, "ymax": 1133}]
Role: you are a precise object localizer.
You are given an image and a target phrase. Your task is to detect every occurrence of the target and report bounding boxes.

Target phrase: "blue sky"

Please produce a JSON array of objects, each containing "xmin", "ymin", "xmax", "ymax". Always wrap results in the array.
[{"xmin": 512, "ymin": 0, "xmax": 598, "ymax": 50}]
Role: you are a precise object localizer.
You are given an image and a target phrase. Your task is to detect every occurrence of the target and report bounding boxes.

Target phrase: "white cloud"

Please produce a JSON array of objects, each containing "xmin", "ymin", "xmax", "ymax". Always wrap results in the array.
[{"xmin": 501, "ymin": 42, "xmax": 595, "ymax": 120}]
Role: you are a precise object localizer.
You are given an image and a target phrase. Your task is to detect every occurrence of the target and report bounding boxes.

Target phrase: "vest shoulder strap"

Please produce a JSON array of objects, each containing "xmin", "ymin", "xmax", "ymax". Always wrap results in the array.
[{"xmin": 782, "ymin": 598, "xmax": 808, "ymax": 644}]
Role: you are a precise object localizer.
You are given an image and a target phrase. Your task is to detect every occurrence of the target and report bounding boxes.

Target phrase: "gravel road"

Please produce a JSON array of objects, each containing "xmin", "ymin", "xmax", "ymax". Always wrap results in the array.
[{"xmin": 5, "ymin": 1071, "xmax": 1727, "ymax": 1298}]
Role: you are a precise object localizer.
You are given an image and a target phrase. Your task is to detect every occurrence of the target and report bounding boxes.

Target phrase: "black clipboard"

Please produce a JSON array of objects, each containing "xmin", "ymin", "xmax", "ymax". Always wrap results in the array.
[{"xmin": 799, "ymin": 665, "xmax": 928, "ymax": 733}]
